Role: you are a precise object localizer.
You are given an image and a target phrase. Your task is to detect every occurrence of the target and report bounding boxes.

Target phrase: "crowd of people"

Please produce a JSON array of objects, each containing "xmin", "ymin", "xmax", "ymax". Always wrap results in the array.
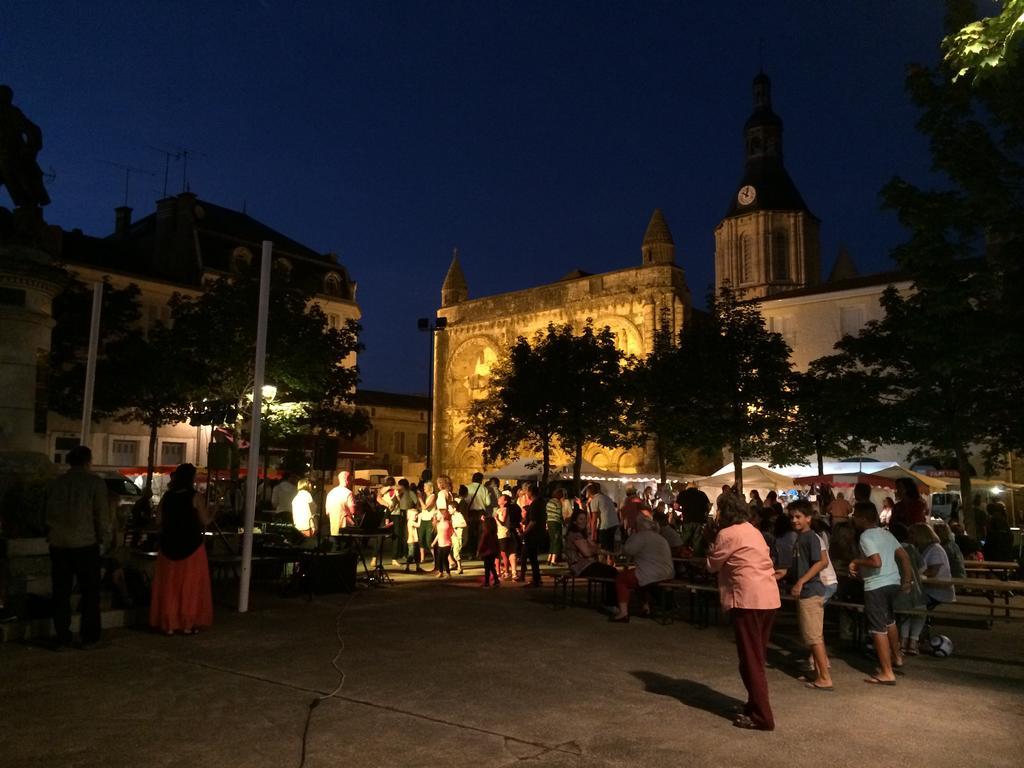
[{"xmin": 26, "ymin": 450, "xmax": 1018, "ymax": 703}]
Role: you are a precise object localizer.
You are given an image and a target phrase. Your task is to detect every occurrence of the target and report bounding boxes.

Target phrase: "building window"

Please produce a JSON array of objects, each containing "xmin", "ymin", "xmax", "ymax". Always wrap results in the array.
[
  {"xmin": 394, "ymin": 431, "xmax": 405, "ymax": 454},
  {"xmin": 34, "ymin": 350, "xmax": 48, "ymax": 434},
  {"xmin": 416, "ymin": 432, "xmax": 427, "ymax": 456},
  {"xmin": 161, "ymin": 441, "xmax": 187, "ymax": 465},
  {"xmin": 771, "ymin": 231, "xmax": 789, "ymax": 280},
  {"xmin": 327, "ymin": 313, "xmax": 340, "ymax": 329},
  {"xmin": 54, "ymin": 436, "xmax": 79, "ymax": 465},
  {"xmin": 371, "ymin": 430, "xmax": 380, "ymax": 453},
  {"xmin": 111, "ymin": 439, "xmax": 140, "ymax": 466},
  {"xmin": 839, "ymin": 306, "xmax": 866, "ymax": 337},
  {"xmin": 324, "ymin": 272, "xmax": 342, "ymax": 296},
  {"xmin": 740, "ymin": 235, "xmax": 753, "ymax": 283}
]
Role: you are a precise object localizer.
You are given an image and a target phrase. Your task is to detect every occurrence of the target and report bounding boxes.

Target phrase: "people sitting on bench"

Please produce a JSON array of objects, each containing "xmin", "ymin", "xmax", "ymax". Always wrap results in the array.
[
  {"xmin": 609, "ymin": 513, "xmax": 675, "ymax": 623},
  {"xmin": 564, "ymin": 510, "xmax": 618, "ymax": 608}
]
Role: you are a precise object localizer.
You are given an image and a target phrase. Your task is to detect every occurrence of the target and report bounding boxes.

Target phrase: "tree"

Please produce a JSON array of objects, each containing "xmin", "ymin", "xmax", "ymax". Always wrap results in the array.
[
  {"xmin": 625, "ymin": 308, "xmax": 690, "ymax": 486},
  {"xmin": 48, "ymin": 278, "xmax": 143, "ymax": 420},
  {"xmin": 552, "ymin": 321, "xmax": 630, "ymax": 490},
  {"xmin": 466, "ymin": 332, "xmax": 561, "ymax": 489},
  {"xmin": 814, "ymin": 1, "xmax": 1023, "ymax": 520},
  {"xmin": 101, "ymin": 324, "xmax": 197, "ymax": 490},
  {"xmin": 677, "ymin": 287, "xmax": 797, "ymax": 494},
  {"xmin": 466, "ymin": 321, "xmax": 629, "ymax": 491},
  {"xmin": 787, "ymin": 364, "xmax": 870, "ymax": 477},
  {"xmin": 944, "ymin": 0, "xmax": 1024, "ymax": 83},
  {"xmin": 168, "ymin": 264, "xmax": 368, "ymax": 475}
]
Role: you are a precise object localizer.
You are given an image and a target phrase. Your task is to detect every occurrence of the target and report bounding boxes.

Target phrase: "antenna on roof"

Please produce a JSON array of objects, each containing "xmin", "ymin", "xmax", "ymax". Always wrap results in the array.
[
  {"xmin": 146, "ymin": 144, "xmax": 206, "ymax": 196},
  {"xmin": 99, "ymin": 160, "xmax": 156, "ymax": 207}
]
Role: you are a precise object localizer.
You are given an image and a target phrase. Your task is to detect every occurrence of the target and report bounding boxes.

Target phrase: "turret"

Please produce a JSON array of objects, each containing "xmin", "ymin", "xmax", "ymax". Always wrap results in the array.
[
  {"xmin": 441, "ymin": 248, "xmax": 468, "ymax": 307},
  {"xmin": 641, "ymin": 208, "xmax": 675, "ymax": 265}
]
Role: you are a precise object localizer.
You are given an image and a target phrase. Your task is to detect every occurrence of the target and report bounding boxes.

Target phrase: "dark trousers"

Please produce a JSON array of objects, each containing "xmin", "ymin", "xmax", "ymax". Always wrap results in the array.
[
  {"xmin": 50, "ymin": 544, "xmax": 101, "ymax": 644},
  {"xmin": 392, "ymin": 516, "xmax": 407, "ymax": 560},
  {"xmin": 467, "ymin": 515, "xmax": 481, "ymax": 559},
  {"xmin": 435, "ymin": 546, "xmax": 452, "ymax": 575},
  {"xmin": 520, "ymin": 536, "xmax": 541, "ymax": 584},
  {"xmin": 483, "ymin": 555, "xmax": 498, "ymax": 585},
  {"xmin": 731, "ymin": 608, "xmax": 777, "ymax": 730}
]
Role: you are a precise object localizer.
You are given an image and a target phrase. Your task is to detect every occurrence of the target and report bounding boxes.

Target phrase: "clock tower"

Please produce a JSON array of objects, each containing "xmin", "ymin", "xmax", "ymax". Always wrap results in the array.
[{"xmin": 714, "ymin": 71, "xmax": 820, "ymax": 299}]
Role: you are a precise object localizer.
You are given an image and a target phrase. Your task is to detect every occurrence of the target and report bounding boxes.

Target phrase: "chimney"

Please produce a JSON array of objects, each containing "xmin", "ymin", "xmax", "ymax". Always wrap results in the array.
[{"xmin": 114, "ymin": 206, "xmax": 132, "ymax": 237}]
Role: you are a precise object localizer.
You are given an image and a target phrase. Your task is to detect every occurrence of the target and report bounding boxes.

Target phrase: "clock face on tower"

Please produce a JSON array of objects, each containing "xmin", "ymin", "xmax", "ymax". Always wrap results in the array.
[{"xmin": 737, "ymin": 185, "xmax": 757, "ymax": 206}]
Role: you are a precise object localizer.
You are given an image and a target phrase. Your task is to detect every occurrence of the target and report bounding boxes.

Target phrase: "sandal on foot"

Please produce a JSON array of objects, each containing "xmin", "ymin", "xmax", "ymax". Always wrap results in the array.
[{"xmin": 864, "ymin": 676, "xmax": 896, "ymax": 686}]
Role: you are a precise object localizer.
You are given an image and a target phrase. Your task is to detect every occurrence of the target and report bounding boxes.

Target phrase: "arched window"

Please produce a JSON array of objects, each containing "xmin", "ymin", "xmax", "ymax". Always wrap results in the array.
[
  {"xmin": 323, "ymin": 272, "xmax": 341, "ymax": 296},
  {"xmin": 232, "ymin": 247, "xmax": 252, "ymax": 273},
  {"xmin": 772, "ymin": 231, "xmax": 789, "ymax": 280},
  {"xmin": 740, "ymin": 235, "xmax": 753, "ymax": 283}
]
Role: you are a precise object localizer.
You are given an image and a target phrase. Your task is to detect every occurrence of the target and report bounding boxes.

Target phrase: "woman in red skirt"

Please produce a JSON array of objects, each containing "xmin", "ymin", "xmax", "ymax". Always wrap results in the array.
[{"xmin": 150, "ymin": 463, "xmax": 213, "ymax": 635}]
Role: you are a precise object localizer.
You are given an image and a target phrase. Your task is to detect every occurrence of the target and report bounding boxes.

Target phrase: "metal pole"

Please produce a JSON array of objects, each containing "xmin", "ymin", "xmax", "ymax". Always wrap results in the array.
[
  {"xmin": 238, "ymin": 240, "xmax": 272, "ymax": 613},
  {"xmin": 80, "ymin": 282, "xmax": 103, "ymax": 449},
  {"xmin": 425, "ymin": 325, "xmax": 434, "ymax": 478}
]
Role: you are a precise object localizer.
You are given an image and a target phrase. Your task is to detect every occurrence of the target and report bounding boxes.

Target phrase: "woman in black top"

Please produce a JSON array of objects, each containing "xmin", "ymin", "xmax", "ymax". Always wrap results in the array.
[{"xmin": 149, "ymin": 464, "xmax": 214, "ymax": 635}]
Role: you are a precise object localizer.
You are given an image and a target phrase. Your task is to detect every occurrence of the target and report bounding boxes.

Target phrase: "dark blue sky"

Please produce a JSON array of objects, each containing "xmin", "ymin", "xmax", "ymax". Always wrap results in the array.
[{"xmin": 5, "ymin": 1, "xmax": 948, "ymax": 394}]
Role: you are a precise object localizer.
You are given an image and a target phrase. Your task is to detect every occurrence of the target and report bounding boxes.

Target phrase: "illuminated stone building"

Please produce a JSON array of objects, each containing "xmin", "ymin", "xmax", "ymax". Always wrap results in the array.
[
  {"xmin": 45, "ymin": 192, "xmax": 361, "ymax": 469},
  {"xmin": 432, "ymin": 214, "xmax": 693, "ymax": 481},
  {"xmin": 430, "ymin": 71, "xmax": 917, "ymax": 481}
]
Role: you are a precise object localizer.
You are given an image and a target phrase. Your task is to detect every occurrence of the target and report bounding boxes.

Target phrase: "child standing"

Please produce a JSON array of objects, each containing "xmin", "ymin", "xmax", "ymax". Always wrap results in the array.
[
  {"xmin": 785, "ymin": 501, "xmax": 833, "ymax": 690},
  {"xmin": 477, "ymin": 517, "xmax": 500, "ymax": 587},
  {"xmin": 432, "ymin": 509, "xmax": 453, "ymax": 579},
  {"xmin": 405, "ymin": 505, "xmax": 425, "ymax": 573},
  {"xmin": 850, "ymin": 501, "xmax": 913, "ymax": 685}
]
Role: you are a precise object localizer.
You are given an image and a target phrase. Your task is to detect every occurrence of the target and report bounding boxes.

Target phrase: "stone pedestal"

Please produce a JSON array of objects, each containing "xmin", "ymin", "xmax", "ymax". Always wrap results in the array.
[{"xmin": 0, "ymin": 242, "xmax": 65, "ymax": 454}]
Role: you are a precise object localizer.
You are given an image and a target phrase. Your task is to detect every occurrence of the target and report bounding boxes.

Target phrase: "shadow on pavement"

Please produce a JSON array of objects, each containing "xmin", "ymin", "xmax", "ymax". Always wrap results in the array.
[{"xmin": 630, "ymin": 670, "xmax": 742, "ymax": 721}]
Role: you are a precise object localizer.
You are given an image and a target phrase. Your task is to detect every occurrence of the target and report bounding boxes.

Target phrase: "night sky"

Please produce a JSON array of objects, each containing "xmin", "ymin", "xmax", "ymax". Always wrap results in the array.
[{"xmin": 5, "ymin": 1, "xmax": 948, "ymax": 394}]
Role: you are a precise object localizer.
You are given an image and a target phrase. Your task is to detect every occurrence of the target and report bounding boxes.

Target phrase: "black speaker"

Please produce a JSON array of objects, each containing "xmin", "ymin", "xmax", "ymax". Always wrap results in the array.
[
  {"xmin": 302, "ymin": 551, "xmax": 356, "ymax": 593},
  {"xmin": 208, "ymin": 443, "xmax": 231, "ymax": 471},
  {"xmin": 312, "ymin": 436, "xmax": 339, "ymax": 471}
]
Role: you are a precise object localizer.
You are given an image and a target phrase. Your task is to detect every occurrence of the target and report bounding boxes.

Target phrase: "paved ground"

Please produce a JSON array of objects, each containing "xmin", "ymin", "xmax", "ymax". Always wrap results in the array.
[{"xmin": 3, "ymin": 564, "xmax": 1023, "ymax": 768}]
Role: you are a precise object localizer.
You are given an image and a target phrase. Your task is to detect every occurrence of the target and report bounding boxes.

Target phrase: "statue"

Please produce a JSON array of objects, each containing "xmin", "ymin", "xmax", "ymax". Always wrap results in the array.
[{"xmin": 0, "ymin": 85, "xmax": 51, "ymax": 210}]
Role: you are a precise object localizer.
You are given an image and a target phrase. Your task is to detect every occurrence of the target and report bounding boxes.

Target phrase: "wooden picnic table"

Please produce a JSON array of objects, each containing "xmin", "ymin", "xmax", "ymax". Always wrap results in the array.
[{"xmin": 923, "ymin": 576, "xmax": 1024, "ymax": 621}]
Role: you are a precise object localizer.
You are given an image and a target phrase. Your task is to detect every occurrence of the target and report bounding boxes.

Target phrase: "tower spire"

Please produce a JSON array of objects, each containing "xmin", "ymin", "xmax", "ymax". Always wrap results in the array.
[
  {"xmin": 641, "ymin": 208, "xmax": 675, "ymax": 265},
  {"xmin": 441, "ymin": 247, "xmax": 468, "ymax": 306}
]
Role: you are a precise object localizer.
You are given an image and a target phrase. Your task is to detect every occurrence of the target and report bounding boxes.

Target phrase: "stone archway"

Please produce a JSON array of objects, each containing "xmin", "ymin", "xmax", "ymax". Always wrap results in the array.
[
  {"xmin": 445, "ymin": 336, "xmax": 501, "ymax": 410},
  {"xmin": 592, "ymin": 315, "xmax": 644, "ymax": 356}
]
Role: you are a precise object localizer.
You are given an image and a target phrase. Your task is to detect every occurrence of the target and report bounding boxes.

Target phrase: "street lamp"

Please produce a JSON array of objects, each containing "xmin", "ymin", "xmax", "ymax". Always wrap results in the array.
[{"xmin": 417, "ymin": 316, "xmax": 447, "ymax": 479}]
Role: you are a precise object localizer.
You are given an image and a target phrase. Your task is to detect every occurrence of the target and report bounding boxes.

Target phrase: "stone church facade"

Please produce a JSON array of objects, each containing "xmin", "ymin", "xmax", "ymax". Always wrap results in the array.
[
  {"xmin": 432, "ymin": 213, "xmax": 690, "ymax": 481},
  {"xmin": 431, "ymin": 70, "xmax": 905, "ymax": 480}
]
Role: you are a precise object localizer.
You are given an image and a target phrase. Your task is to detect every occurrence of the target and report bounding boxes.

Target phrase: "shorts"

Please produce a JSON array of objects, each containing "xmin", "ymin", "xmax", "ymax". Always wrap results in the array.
[
  {"xmin": 498, "ymin": 537, "xmax": 513, "ymax": 555},
  {"xmin": 797, "ymin": 595, "xmax": 825, "ymax": 646},
  {"xmin": 598, "ymin": 526, "xmax": 618, "ymax": 552},
  {"xmin": 863, "ymin": 583, "xmax": 900, "ymax": 635}
]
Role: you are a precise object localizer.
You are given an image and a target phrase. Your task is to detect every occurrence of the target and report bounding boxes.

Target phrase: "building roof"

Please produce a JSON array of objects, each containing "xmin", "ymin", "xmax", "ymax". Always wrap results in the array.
[
  {"xmin": 642, "ymin": 208, "xmax": 674, "ymax": 246},
  {"xmin": 57, "ymin": 192, "xmax": 355, "ymax": 301},
  {"xmin": 828, "ymin": 246, "xmax": 859, "ymax": 282},
  {"xmin": 354, "ymin": 389, "xmax": 430, "ymax": 410},
  {"xmin": 756, "ymin": 269, "xmax": 907, "ymax": 302}
]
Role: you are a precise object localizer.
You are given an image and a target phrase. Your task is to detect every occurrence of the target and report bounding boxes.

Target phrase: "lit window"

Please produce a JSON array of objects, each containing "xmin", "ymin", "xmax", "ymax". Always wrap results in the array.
[
  {"xmin": 324, "ymin": 272, "xmax": 342, "ymax": 296},
  {"xmin": 161, "ymin": 441, "xmax": 186, "ymax": 465},
  {"xmin": 740, "ymin": 235, "xmax": 753, "ymax": 283},
  {"xmin": 111, "ymin": 439, "xmax": 139, "ymax": 466},
  {"xmin": 839, "ymin": 306, "xmax": 866, "ymax": 337}
]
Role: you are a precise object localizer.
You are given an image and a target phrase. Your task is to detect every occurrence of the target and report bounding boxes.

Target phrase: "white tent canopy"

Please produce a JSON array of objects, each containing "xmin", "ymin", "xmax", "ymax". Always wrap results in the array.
[{"xmin": 490, "ymin": 456, "xmax": 603, "ymax": 480}]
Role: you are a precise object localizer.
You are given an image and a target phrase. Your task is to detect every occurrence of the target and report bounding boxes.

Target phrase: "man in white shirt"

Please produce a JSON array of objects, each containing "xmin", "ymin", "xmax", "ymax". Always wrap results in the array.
[
  {"xmin": 325, "ymin": 470, "xmax": 355, "ymax": 535},
  {"xmin": 586, "ymin": 483, "xmax": 619, "ymax": 565}
]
